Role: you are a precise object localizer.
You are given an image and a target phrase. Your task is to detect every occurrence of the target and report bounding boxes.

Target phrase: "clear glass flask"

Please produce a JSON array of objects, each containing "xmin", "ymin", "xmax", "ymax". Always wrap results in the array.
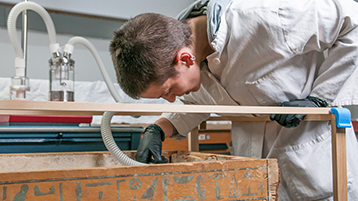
[{"xmin": 49, "ymin": 53, "xmax": 74, "ymax": 102}]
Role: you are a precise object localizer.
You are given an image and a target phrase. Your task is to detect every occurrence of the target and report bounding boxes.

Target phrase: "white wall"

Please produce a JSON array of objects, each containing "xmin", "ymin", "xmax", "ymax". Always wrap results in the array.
[
  {"xmin": 0, "ymin": 0, "xmax": 195, "ymax": 82},
  {"xmin": 0, "ymin": 0, "xmax": 195, "ymax": 19},
  {"xmin": 1, "ymin": 27, "xmax": 117, "ymax": 82}
]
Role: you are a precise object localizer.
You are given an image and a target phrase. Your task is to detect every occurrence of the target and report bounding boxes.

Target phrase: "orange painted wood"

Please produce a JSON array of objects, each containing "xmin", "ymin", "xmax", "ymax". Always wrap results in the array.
[
  {"xmin": 162, "ymin": 130, "xmax": 232, "ymax": 153},
  {"xmin": 0, "ymin": 151, "xmax": 279, "ymax": 201},
  {"xmin": 162, "ymin": 138, "xmax": 189, "ymax": 151},
  {"xmin": 198, "ymin": 130, "xmax": 231, "ymax": 144}
]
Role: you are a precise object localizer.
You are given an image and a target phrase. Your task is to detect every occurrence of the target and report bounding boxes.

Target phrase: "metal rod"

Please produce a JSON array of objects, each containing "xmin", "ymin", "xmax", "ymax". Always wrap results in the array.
[{"xmin": 21, "ymin": 0, "xmax": 28, "ymax": 98}]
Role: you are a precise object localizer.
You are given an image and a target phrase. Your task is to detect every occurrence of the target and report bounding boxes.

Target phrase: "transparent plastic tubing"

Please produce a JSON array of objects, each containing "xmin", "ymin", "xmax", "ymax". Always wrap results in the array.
[{"xmin": 64, "ymin": 36, "xmax": 144, "ymax": 166}]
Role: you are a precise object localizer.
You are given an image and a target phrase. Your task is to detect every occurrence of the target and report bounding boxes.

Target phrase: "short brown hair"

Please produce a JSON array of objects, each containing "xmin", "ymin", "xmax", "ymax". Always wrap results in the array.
[{"xmin": 110, "ymin": 13, "xmax": 192, "ymax": 99}]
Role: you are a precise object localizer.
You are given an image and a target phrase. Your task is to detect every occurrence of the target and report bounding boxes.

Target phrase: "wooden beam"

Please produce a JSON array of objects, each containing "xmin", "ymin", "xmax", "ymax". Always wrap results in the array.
[
  {"xmin": 0, "ymin": 100, "xmax": 331, "ymax": 116},
  {"xmin": 188, "ymin": 127, "xmax": 199, "ymax": 152},
  {"xmin": 207, "ymin": 114, "xmax": 332, "ymax": 122},
  {"xmin": 331, "ymin": 114, "xmax": 348, "ymax": 201},
  {"xmin": 199, "ymin": 121, "xmax": 207, "ymax": 130}
]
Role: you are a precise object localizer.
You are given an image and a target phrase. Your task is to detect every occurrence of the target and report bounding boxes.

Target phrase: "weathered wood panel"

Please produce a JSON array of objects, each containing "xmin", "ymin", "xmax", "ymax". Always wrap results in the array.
[{"xmin": 0, "ymin": 151, "xmax": 279, "ymax": 201}]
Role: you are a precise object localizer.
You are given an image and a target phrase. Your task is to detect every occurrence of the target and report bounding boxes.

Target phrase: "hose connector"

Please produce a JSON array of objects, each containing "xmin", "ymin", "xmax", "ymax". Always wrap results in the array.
[{"xmin": 10, "ymin": 57, "xmax": 29, "ymax": 100}]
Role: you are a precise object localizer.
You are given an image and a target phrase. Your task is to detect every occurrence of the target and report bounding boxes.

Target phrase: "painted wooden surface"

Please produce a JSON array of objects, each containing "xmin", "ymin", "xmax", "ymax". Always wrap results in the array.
[{"xmin": 0, "ymin": 151, "xmax": 279, "ymax": 201}]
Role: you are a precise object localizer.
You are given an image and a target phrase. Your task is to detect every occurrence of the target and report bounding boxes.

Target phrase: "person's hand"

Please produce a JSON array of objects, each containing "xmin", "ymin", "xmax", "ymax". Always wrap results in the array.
[
  {"xmin": 135, "ymin": 124, "xmax": 168, "ymax": 164},
  {"xmin": 270, "ymin": 96, "xmax": 328, "ymax": 128}
]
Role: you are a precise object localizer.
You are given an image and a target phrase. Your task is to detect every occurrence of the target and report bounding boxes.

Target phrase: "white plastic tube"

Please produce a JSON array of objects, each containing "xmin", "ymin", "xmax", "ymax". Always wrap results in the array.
[
  {"xmin": 65, "ymin": 37, "xmax": 144, "ymax": 166},
  {"xmin": 7, "ymin": 1, "xmax": 60, "ymax": 63},
  {"xmin": 7, "ymin": 1, "xmax": 59, "ymax": 99},
  {"xmin": 64, "ymin": 37, "xmax": 122, "ymax": 102},
  {"xmin": 101, "ymin": 112, "xmax": 144, "ymax": 166}
]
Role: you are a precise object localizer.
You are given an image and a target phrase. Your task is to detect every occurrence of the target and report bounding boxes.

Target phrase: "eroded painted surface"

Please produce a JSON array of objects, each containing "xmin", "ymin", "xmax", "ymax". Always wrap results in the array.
[{"xmin": 0, "ymin": 166, "xmax": 269, "ymax": 200}]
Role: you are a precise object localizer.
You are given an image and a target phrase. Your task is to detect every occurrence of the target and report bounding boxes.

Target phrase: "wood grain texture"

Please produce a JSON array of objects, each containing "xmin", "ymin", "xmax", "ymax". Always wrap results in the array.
[
  {"xmin": 331, "ymin": 114, "xmax": 348, "ymax": 201},
  {"xmin": 0, "ymin": 100, "xmax": 331, "ymax": 116}
]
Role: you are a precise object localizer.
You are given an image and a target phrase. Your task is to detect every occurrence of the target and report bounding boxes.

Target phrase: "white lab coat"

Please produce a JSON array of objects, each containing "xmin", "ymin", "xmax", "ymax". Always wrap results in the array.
[{"xmin": 162, "ymin": 0, "xmax": 358, "ymax": 200}]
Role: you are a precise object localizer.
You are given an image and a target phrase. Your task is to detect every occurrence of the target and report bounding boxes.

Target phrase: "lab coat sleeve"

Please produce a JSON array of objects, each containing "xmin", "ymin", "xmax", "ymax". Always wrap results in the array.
[
  {"xmin": 160, "ymin": 98, "xmax": 210, "ymax": 141},
  {"xmin": 280, "ymin": 0, "xmax": 358, "ymax": 106},
  {"xmin": 160, "ymin": 68, "xmax": 238, "ymax": 140}
]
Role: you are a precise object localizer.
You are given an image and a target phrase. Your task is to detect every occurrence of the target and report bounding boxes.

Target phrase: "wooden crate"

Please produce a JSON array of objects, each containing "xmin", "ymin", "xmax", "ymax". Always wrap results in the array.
[{"xmin": 0, "ymin": 151, "xmax": 279, "ymax": 201}]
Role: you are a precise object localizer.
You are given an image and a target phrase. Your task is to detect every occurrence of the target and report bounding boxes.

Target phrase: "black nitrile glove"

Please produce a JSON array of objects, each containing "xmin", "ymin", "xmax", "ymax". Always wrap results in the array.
[
  {"xmin": 270, "ymin": 96, "xmax": 328, "ymax": 128},
  {"xmin": 135, "ymin": 124, "xmax": 168, "ymax": 164}
]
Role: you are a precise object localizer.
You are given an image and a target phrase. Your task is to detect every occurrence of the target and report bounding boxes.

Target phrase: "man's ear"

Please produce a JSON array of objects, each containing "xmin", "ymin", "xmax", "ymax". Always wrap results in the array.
[{"xmin": 176, "ymin": 51, "xmax": 196, "ymax": 66}]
